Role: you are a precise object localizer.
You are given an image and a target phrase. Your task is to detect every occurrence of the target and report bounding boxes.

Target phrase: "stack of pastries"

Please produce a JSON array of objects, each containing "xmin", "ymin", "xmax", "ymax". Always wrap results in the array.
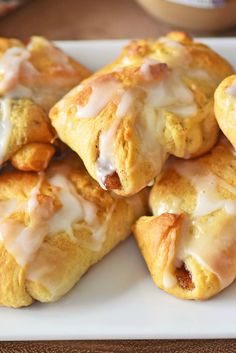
[{"xmin": 0, "ymin": 31, "xmax": 236, "ymax": 307}]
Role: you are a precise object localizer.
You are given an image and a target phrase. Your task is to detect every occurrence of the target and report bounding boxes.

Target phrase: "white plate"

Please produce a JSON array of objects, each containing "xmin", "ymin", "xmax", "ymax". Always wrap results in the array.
[{"xmin": 1, "ymin": 39, "xmax": 236, "ymax": 341}]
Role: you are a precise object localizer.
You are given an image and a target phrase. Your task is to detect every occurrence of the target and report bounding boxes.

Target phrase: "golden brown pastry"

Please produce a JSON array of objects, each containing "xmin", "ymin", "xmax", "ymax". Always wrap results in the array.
[
  {"xmin": 0, "ymin": 151, "xmax": 148, "ymax": 308},
  {"xmin": 215, "ymin": 75, "xmax": 236, "ymax": 150},
  {"xmin": 0, "ymin": 36, "xmax": 91, "ymax": 171},
  {"xmin": 0, "ymin": 98, "xmax": 55, "ymax": 168},
  {"xmin": 50, "ymin": 31, "xmax": 233, "ymax": 196},
  {"xmin": 10, "ymin": 142, "xmax": 56, "ymax": 171},
  {"xmin": 133, "ymin": 140, "xmax": 236, "ymax": 300},
  {"xmin": 0, "ymin": 36, "xmax": 91, "ymax": 111}
]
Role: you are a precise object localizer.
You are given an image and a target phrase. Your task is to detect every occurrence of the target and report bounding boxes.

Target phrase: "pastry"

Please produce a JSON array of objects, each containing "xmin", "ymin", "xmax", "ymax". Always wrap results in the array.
[
  {"xmin": 0, "ymin": 36, "xmax": 91, "ymax": 111},
  {"xmin": 0, "ymin": 151, "xmax": 148, "ymax": 308},
  {"xmin": 215, "ymin": 75, "xmax": 236, "ymax": 150},
  {"xmin": 0, "ymin": 36, "xmax": 91, "ymax": 171},
  {"xmin": 50, "ymin": 31, "xmax": 233, "ymax": 196},
  {"xmin": 133, "ymin": 140, "xmax": 236, "ymax": 300}
]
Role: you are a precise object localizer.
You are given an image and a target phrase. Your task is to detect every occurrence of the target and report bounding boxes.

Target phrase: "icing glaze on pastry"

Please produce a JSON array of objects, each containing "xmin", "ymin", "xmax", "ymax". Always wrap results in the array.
[
  {"xmin": 76, "ymin": 79, "xmax": 121, "ymax": 119},
  {"xmin": 0, "ymin": 98, "xmax": 12, "ymax": 163},
  {"xmin": 0, "ymin": 149, "xmax": 148, "ymax": 307},
  {"xmin": 116, "ymin": 90, "xmax": 133, "ymax": 118},
  {"xmin": 152, "ymin": 155, "xmax": 236, "ymax": 291},
  {"xmin": 0, "ymin": 47, "xmax": 33, "ymax": 93},
  {"xmin": 50, "ymin": 32, "xmax": 233, "ymax": 196},
  {"xmin": 0, "ymin": 175, "xmax": 49, "ymax": 267},
  {"xmin": 0, "ymin": 36, "xmax": 91, "ymax": 113},
  {"xmin": 83, "ymin": 61, "xmax": 197, "ymax": 188},
  {"xmin": 0, "ymin": 169, "xmax": 107, "ymax": 268},
  {"xmin": 173, "ymin": 160, "xmax": 236, "ymax": 217},
  {"xmin": 47, "ymin": 173, "xmax": 103, "ymax": 243},
  {"xmin": 96, "ymin": 116, "xmax": 122, "ymax": 189},
  {"xmin": 75, "ymin": 57, "xmax": 209, "ymax": 189}
]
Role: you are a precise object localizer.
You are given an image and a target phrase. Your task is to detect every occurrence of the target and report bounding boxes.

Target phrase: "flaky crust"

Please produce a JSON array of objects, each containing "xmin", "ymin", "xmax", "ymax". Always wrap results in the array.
[
  {"xmin": 1, "ymin": 98, "xmax": 55, "ymax": 165},
  {"xmin": 0, "ymin": 152, "xmax": 148, "ymax": 307},
  {"xmin": 133, "ymin": 214, "xmax": 220, "ymax": 300},
  {"xmin": 214, "ymin": 75, "xmax": 236, "ymax": 150},
  {"xmin": 11, "ymin": 142, "xmax": 56, "ymax": 171},
  {"xmin": 0, "ymin": 36, "xmax": 91, "ymax": 111},
  {"xmin": 133, "ymin": 141, "xmax": 236, "ymax": 300},
  {"xmin": 0, "ymin": 36, "xmax": 91, "ymax": 171},
  {"xmin": 50, "ymin": 32, "xmax": 233, "ymax": 196}
]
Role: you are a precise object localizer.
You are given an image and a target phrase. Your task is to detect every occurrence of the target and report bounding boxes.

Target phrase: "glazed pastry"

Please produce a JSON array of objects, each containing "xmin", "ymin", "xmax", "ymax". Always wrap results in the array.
[
  {"xmin": 0, "ymin": 98, "xmax": 55, "ymax": 168},
  {"xmin": 50, "ymin": 31, "xmax": 233, "ymax": 196},
  {"xmin": 133, "ymin": 140, "xmax": 236, "ymax": 300},
  {"xmin": 0, "ymin": 36, "xmax": 91, "ymax": 171},
  {"xmin": 215, "ymin": 75, "xmax": 236, "ymax": 150},
  {"xmin": 0, "ymin": 36, "xmax": 91, "ymax": 111},
  {"xmin": 0, "ymin": 151, "xmax": 148, "ymax": 308}
]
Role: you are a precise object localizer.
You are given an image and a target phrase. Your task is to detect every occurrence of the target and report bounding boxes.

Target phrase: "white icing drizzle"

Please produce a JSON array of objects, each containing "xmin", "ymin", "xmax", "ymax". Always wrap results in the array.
[
  {"xmin": 153, "ymin": 158, "xmax": 236, "ymax": 290},
  {"xmin": 116, "ymin": 90, "xmax": 133, "ymax": 118},
  {"xmin": 174, "ymin": 160, "xmax": 236, "ymax": 217},
  {"xmin": 154, "ymin": 197, "xmax": 182, "ymax": 216},
  {"xmin": 0, "ymin": 38, "xmax": 76, "ymax": 106},
  {"xmin": 94, "ymin": 64, "xmax": 196, "ymax": 187},
  {"xmin": 47, "ymin": 174, "xmax": 100, "ymax": 240},
  {"xmin": 95, "ymin": 89, "xmax": 134, "ymax": 189},
  {"xmin": 157, "ymin": 37, "xmax": 190, "ymax": 67},
  {"xmin": 0, "ymin": 98, "xmax": 12, "ymax": 163},
  {"xmin": 121, "ymin": 56, "xmax": 133, "ymax": 66},
  {"xmin": 0, "ymin": 175, "xmax": 49, "ymax": 267},
  {"xmin": 74, "ymin": 37, "xmax": 211, "ymax": 188},
  {"xmin": 0, "ymin": 47, "xmax": 30, "ymax": 93},
  {"xmin": 139, "ymin": 58, "xmax": 160, "ymax": 81},
  {"xmin": 147, "ymin": 179, "xmax": 155, "ymax": 187},
  {"xmin": 76, "ymin": 79, "xmax": 121, "ymax": 119},
  {"xmin": 0, "ymin": 168, "xmax": 110, "ymax": 272},
  {"xmin": 96, "ymin": 118, "xmax": 120, "ymax": 190},
  {"xmin": 144, "ymin": 69, "xmax": 197, "ymax": 117}
]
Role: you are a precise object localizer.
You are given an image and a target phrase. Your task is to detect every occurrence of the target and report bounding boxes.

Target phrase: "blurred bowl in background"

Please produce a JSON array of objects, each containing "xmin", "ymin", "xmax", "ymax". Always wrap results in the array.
[
  {"xmin": 135, "ymin": 0, "xmax": 236, "ymax": 32},
  {"xmin": 0, "ymin": 0, "xmax": 30, "ymax": 17}
]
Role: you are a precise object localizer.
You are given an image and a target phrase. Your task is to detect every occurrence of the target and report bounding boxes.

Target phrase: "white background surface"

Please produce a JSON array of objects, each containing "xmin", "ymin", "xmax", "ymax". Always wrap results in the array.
[{"xmin": 1, "ymin": 39, "xmax": 236, "ymax": 340}]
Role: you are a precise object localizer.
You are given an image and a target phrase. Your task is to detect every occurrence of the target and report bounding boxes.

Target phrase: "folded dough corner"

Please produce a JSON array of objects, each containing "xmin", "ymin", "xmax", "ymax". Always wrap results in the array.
[
  {"xmin": 0, "ymin": 151, "xmax": 148, "ymax": 307},
  {"xmin": 133, "ymin": 140, "xmax": 236, "ymax": 300},
  {"xmin": 49, "ymin": 31, "xmax": 233, "ymax": 196},
  {"xmin": 0, "ymin": 36, "xmax": 91, "ymax": 172}
]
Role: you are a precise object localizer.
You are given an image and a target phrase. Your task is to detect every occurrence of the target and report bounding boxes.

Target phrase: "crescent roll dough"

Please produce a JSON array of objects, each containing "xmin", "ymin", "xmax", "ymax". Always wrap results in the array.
[
  {"xmin": 0, "ymin": 36, "xmax": 91, "ymax": 171},
  {"xmin": 215, "ymin": 75, "xmax": 236, "ymax": 150},
  {"xmin": 0, "ymin": 98, "xmax": 55, "ymax": 168},
  {"xmin": 0, "ymin": 36, "xmax": 91, "ymax": 111},
  {"xmin": 133, "ymin": 140, "xmax": 236, "ymax": 300},
  {"xmin": 50, "ymin": 31, "xmax": 233, "ymax": 196},
  {"xmin": 0, "ymin": 151, "xmax": 148, "ymax": 308}
]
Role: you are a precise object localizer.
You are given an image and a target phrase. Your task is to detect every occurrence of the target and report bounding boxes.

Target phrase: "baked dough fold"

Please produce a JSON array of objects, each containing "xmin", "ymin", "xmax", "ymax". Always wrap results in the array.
[
  {"xmin": 0, "ymin": 151, "xmax": 148, "ymax": 307},
  {"xmin": 133, "ymin": 140, "xmax": 236, "ymax": 300},
  {"xmin": 50, "ymin": 32, "xmax": 233, "ymax": 196},
  {"xmin": 0, "ymin": 36, "xmax": 91, "ymax": 171}
]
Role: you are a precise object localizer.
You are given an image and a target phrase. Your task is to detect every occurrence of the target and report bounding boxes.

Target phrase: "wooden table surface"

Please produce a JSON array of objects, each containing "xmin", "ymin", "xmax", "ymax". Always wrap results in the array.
[{"xmin": 0, "ymin": 0, "xmax": 236, "ymax": 352}]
